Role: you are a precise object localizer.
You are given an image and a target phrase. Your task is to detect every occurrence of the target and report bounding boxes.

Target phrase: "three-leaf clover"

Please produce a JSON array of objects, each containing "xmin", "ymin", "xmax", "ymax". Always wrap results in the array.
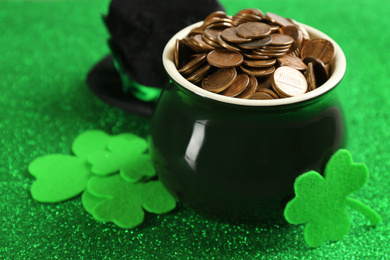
[
  {"xmin": 284, "ymin": 149, "xmax": 382, "ymax": 247},
  {"xmin": 28, "ymin": 154, "xmax": 92, "ymax": 203},
  {"xmin": 87, "ymin": 135, "xmax": 155, "ymax": 182},
  {"xmin": 85, "ymin": 174, "xmax": 176, "ymax": 229}
]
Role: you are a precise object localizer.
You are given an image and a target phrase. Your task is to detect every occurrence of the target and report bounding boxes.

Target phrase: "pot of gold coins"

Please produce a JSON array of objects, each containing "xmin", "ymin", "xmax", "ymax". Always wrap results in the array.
[{"xmin": 149, "ymin": 9, "xmax": 347, "ymax": 223}]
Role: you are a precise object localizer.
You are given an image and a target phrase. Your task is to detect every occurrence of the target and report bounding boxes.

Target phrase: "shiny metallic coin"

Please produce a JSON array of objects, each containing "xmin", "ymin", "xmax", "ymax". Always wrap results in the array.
[
  {"xmin": 305, "ymin": 62, "xmax": 316, "ymax": 91},
  {"xmin": 303, "ymin": 56, "xmax": 329, "ymax": 86},
  {"xmin": 265, "ymin": 12, "xmax": 295, "ymax": 27},
  {"xmin": 256, "ymin": 76, "xmax": 273, "ymax": 90},
  {"xmin": 204, "ymin": 21, "xmax": 234, "ymax": 30},
  {"xmin": 236, "ymin": 75, "xmax": 258, "ymax": 99},
  {"xmin": 259, "ymin": 44, "xmax": 291, "ymax": 50},
  {"xmin": 204, "ymin": 11, "xmax": 228, "ymax": 22},
  {"xmin": 188, "ymin": 26, "xmax": 204, "ymax": 37},
  {"xmin": 202, "ymin": 67, "xmax": 237, "ymax": 93},
  {"xmin": 254, "ymin": 48, "xmax": 290, "ymax": 54},
  {"xmin": 204, "ymin": 28, "xmax": 223, "ymax": 42},
  {"xmin": 243, "ymin": 58, "xmax": 276, "ymax": 68},
  {"xmin": 238, "ymin": 8, "xmax": 265, "ymax": 18},
  {"xmin": 207, "ymin": 49, "xmax": 244, "ymax": 68},
  {"xmin": 174, "ymin": 39, "xmax": 180, "ymax": 68},
  {"xmin": 220, "ymin": 73, "xmax": 250, "ymax": 97},
  {"xmin": 268, "ymin": 23, "xmax": 281, "ymax": 33},
  {"xmin": 243, "ymin": 52, "xmax": 272, "ymax": 60},
  {"xmin": 279, "ymin": 25, "xmax": 303, "ymax": 52},
  {"xmin": 250, "ymin": 91, "xmax": 274, "ymax": 99},
  {"xmin": 178, "ymin": 53, "xmax": 208, "ymax": 75},
  {"xmin": 181, "ymin": 37, "xmax": 203, "ymax": 52},
  {"xmin": 221, "ymin": 28, "xmax": 253, "ymax": 43},
  {"xmin": 202, "ymin": 17, "xmax": 233, "ymax": 29},
  {"xmin": 237, "ymin": 35, "xmax": 272, "ymax": 49},
  {"xmin": 186, "ymin": 64, "xmax": 212, "ymax": 84},
  {"xmin": 269, "ymin": 33, "xmax": 294, "ymax": 46},
  {"xmin": 277, "ymin": 54, "xmax": 307, "ymax": 71},
  {"xmin": 236, "ymin": 22, "xmax": 272, "ymax": 39},
  {"xmin": 301, "ymin": 38, "xmax": 335, "ymax": 64},
  {"xmin": 193, "ymin": 34, "xmax": 215, "ymax": 51},
  {"xmin": 202, "ymin": 34, "xmax": 222, "ymax": 48},
  {"xmin": 240, "ymin": 65, "xmax": 275, "ymax": 77},
  {"xmin": 217, "ymin": 34, "xmax": 241, "ymax": 52},
  {"xmin": 252, "ymin": 50, "xmax": 288, "ymax": 57},
  {"xmin": 258, "ymin": 88, "xmax": 279, "ymax": 99},
  {"xmin": 272, "ymin": 66, "xmax": 308, "ymax": 97}
]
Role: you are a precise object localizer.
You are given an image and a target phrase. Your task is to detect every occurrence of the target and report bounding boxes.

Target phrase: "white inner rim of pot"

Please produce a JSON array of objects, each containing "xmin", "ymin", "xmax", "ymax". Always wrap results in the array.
[{"xmin": 163, "ymin": 21, "xmax": 346, "ymax": 107}]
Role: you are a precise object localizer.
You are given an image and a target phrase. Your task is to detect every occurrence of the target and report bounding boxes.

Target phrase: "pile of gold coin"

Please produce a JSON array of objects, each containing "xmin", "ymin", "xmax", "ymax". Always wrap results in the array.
[{"xmin": 174, "ymin": 9, "xmax": 335, "ymax": 100}]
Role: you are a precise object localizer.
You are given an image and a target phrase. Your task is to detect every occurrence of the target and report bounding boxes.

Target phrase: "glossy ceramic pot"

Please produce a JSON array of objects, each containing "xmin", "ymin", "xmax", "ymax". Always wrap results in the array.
[{"xmin": 149, "ymin": 21, "xmax": 347, "ymax": 223}]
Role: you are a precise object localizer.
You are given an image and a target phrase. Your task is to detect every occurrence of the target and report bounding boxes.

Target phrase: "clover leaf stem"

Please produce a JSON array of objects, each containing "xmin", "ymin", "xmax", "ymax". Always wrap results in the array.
[{"xmin": 345, "ymin": 197, "xmax": 382, "ymax": 225}]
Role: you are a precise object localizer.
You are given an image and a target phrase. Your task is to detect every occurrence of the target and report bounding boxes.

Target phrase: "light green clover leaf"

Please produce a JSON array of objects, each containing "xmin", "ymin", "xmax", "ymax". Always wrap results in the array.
[
  {"xmin": 85, "ymin": 174, "xmax": 176, "ymax": 229},
  {"xmin": 29, "ymin": 130, "xmax": 156, "ymax": 204},
  {"xmin": 28, "ymin": 154, "xmax": 92, "ymax": 203},
  {"xmin": 284, "ymin": 149, "xmax": 382, "ymax": 247},
  {"xmin": 87, "ymin": 135, "xmax": 156, "ymax": 182}
]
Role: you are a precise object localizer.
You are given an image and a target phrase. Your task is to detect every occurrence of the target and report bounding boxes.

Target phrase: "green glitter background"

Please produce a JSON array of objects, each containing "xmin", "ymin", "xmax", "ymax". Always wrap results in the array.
[{"xmin": 1, "ymin": 0, "xmax": 389, "ymax": 259}]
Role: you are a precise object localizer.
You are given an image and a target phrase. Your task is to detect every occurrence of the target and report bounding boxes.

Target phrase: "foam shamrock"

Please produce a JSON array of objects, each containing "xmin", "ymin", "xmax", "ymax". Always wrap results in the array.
[
  {"xmin": 28, "ymin": 154, "xmax": 92, "ymax": 203},
  {"xmin": 28, "ymin": 130, "xmax": 156, "ymax": 203},
  {"xmin": 284, "ymin": 149, "xmax": 382, "ymax": 247},
  {"xmin": 87, "ymin": 135, "xmax": 156, "ymax": 182},
  {"xmin": 85, "ymin": 174, "xmax": 176, "ymax": 228}
]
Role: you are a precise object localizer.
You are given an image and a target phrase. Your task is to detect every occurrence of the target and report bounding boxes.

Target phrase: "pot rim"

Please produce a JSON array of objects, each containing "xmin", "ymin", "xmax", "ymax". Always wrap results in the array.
[{"xmin": 162, "ymin": 21, "xmax": 346, "ymax": 107}]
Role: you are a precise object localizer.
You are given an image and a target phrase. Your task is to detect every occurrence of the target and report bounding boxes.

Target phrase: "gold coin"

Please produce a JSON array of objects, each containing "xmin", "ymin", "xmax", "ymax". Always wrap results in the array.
[
  {"xmin": 236, "ymin": 75, "xmax": 258, "ymax": 99},
  {"xmin": 207, "ymin": 49, "xmax": 244, "ymax": 68},
  {"xmin": 236, "ymin": 22, "xmax": 272, "ymax": 39},
  {"xmin": 202, "ymin": 67, "xmax": 237, "ymax": 93},
  {"xmin": 220, "ymin": 74, "xmax": 250, "ymax": 97},
  {"xmin": 272, "ymin": 66, "xmax": 308, "ymax": 97}
]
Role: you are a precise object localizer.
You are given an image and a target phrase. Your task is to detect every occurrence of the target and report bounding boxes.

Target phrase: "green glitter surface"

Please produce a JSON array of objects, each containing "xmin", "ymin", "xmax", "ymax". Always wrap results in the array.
[{"xmin": 1, "ymin": 0, "xmax": 389, "ymax": 259}]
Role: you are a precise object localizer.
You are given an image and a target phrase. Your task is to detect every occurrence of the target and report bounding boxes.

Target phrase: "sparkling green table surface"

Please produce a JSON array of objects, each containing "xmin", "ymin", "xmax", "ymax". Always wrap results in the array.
[{"xmin": 1, "ymin": 0, "xmax": 389, "ymax": 259}]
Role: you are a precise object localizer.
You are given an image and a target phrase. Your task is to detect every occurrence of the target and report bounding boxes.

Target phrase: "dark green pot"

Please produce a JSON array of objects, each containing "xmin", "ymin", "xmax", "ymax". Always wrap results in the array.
[{"xmin": 149, "ymin": 22, "xmax": 347, "ymax": 223}]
